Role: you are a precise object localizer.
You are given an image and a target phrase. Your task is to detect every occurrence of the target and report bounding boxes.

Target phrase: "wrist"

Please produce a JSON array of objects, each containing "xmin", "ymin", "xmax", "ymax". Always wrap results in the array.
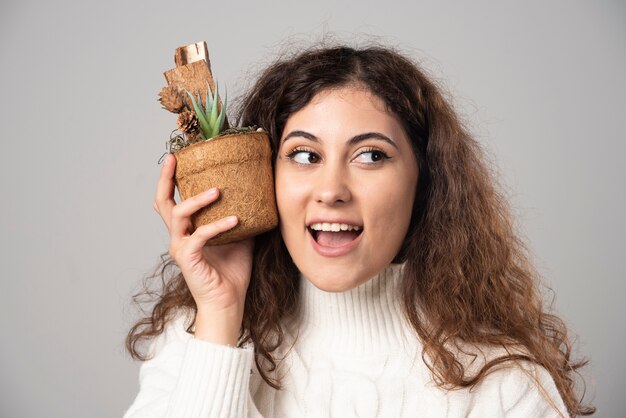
[{"xmin": 193, "ymin": 308, "xmax": 242, "ymax": 347}]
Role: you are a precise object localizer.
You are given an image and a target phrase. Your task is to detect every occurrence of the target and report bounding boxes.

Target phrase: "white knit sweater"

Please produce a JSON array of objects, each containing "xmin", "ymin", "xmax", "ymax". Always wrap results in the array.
[{"xmin": 123, "ymin": 264, "xmax": 569, "ymax": 417}]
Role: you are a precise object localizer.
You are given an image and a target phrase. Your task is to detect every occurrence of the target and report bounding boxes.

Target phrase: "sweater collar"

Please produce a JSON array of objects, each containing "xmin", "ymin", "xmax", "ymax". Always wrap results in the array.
[{"xmin": 294, "ymin": 263, "xmax": 421, "ymax": 356}]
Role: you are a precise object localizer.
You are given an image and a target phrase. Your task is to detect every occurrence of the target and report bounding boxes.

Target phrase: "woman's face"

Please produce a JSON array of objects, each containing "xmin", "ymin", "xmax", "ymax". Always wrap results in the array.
[{"xmin": 275, "ymin": 86, "xmax": 418, "ymax": 292}]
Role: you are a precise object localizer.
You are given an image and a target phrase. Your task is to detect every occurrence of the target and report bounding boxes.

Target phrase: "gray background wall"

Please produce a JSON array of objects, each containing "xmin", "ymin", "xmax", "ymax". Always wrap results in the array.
[{"xmin": 0, "ymin": 0, "xmax": 623, "ymax": 417}]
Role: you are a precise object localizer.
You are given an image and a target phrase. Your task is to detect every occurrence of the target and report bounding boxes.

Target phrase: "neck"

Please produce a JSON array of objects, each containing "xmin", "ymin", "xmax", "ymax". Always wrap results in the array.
[{"xmin": 294, "ymin": 263, "xmax": 420, "ymax": 355}]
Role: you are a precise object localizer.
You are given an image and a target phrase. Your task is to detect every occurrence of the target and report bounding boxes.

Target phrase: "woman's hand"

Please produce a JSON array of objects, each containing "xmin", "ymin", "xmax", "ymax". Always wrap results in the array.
[{"xmin": 153, "ymin": 154, "xmax": 254, "ymax": 345}]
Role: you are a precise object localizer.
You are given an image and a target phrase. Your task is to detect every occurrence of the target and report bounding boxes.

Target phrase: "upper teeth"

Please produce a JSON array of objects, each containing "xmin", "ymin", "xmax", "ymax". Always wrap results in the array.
[{"xmin": 309, "ymin": 223, "xmax": 361, "ymax": 232}]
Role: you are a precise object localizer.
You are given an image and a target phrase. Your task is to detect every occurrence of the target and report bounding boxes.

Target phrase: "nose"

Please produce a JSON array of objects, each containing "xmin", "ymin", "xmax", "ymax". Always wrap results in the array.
[{"xmin": 313, "ymin": 160, "xmax": 352, "ymax": 205}]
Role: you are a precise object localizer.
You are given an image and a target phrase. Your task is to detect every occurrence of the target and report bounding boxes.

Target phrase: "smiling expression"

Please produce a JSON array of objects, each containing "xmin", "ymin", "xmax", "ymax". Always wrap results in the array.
[{"xmin": 275, "ymin": 85, "xmax": 419, "ymax": 292}]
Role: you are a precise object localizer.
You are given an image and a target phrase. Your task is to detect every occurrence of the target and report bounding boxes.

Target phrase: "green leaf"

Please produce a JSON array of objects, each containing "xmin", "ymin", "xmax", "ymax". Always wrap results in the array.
[
  {"xmin": 185, "ymin": 90, "xmax": 204, "ymax": 118},
  {"xmin": 196, "ymin": 91, "xmax": 204, "ymax": 115},
  {"xmin": 209, "ymin": 81, "xmax": 219, "ymax": 133},
  {"xmin": 186, "ymin": 90, "xmax": 211, "ymax": 137},
  {"xmin": 206, "ymin": 80, "xmax": 217, "ymax": 114},
  {"xmin": 215, "ymin": 86, "xmax": 227, "ymax": 135},
  {"xmin": 205, "ymin": 80, "xmax": 213, "ymax": 115}
]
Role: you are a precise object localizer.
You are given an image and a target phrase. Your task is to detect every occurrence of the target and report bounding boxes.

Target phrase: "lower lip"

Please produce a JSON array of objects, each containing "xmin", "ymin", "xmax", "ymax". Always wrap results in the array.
[{"xmin": 308, "ymin": 228, "xmax": 363, "ymax": 257}]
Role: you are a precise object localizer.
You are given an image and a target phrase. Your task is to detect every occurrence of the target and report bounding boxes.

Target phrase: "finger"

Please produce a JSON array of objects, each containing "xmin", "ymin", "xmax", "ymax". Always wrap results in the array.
[
  {"xmin": 185, "ymin": 215, "xmax": 238, "ymax": 251},
  {"xmin": 170, "ymin": 187, "xmax": 221, "ymax": 239},
  {"xmin": 154, "ymin": 154, "xmax": 176, "ymax": 227}
]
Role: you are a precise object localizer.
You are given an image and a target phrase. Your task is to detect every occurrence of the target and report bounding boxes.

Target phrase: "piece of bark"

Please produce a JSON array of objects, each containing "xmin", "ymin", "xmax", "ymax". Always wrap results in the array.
[
  {"xmin": 164, "ymin": 60, "xmax": 214, "ymax": 103},
  {"xmin": 174, "ymin": 41, "xmax": 211, "ymax": 68},
  {"xmin": 163, "ymin": 41, "xmax": 229, "ymax": 129}
]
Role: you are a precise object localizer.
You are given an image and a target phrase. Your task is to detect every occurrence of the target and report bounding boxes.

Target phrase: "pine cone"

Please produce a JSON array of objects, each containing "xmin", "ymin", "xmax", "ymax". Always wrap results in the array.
[
  {"xmin": 177, "ymin": 110, "xmax": 200, "ymax": 135},
  {"xmin": 185, "ymin": 130, "xmax": 202, "ymax": 144},
  {"xmin": 158, "ymin": 86, "xmax": 185, "ymax": 113}
]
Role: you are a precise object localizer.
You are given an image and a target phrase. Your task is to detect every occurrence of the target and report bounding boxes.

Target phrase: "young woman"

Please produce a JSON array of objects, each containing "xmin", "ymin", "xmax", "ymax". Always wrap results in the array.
[{"xmin": 124, "ymin": 43, "xmax": 595, "ymax": 417}]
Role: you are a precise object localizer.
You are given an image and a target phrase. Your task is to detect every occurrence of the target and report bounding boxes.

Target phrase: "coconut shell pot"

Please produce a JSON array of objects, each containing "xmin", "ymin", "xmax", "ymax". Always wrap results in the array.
[{"xmin": 173, "ymin": 130, "xmax": 278, "ymax": 245}]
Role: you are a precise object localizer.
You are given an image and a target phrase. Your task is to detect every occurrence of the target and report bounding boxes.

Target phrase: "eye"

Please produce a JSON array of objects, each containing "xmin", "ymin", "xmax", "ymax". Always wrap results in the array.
[
  {"xmin": 354, "ymin": 148, "xmax": 390, "ymax": 164},
  {"xmin": 286, "ymin": 147, "xmax": 320, "ymax": 165}
]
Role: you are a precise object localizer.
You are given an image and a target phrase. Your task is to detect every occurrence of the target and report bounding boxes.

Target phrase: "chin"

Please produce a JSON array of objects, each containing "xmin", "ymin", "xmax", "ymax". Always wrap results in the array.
[{"xmin": 298, "ymin": 263, "xmax": 377, "ymax": 293}]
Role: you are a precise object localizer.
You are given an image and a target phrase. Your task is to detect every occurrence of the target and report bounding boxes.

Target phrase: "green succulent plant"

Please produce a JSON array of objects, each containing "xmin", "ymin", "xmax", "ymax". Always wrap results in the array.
[{"xmin": 185, "ymin": 80, "xmax": 227, "ymax": 140}]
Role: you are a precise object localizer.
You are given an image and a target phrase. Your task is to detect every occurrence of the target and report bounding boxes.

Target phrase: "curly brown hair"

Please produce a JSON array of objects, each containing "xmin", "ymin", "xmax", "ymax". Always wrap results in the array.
[{"xmin": 126, "ymin": 41, "xmax": 595, "ymax": 416}]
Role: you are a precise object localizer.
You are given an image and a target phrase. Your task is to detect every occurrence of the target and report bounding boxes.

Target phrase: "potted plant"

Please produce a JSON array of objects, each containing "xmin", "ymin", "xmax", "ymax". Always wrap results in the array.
[{"xmin": 158, "ymin": 41, "xmax": 278, "ymax": 245}]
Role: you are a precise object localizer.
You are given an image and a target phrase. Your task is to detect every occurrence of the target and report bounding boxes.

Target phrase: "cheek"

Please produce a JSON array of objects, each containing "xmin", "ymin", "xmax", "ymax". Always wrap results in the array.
[
  {"xmin": 363, "ymin": 166, "xmax": 416, "ymax": 203},
  {"xmin": 275, "ymin": 167, "xmax": 306, "ymax": 223},
  {"xmin": 274, "ymin": 164, "xmax": 287, "ymax": 211},
  {"xmin": 361, "ymin": 171, "xmax": 416, "ymax": 235}
]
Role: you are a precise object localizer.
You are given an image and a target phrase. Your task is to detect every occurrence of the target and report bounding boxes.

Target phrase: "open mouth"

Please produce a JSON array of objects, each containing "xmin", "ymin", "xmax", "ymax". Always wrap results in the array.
[{"xmin": 307, "ymin": 223, "xmax": 364, "ymax": 248}]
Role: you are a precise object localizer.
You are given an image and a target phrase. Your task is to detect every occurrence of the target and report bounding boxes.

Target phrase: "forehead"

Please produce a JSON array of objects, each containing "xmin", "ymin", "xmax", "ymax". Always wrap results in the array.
[
  {"xmin": 308, "ymin": 85, "xmax": 389, "ymax": 113},
  {"xmin": 282, "ymin": 86, "xmax": 403, "ymax": 135}
]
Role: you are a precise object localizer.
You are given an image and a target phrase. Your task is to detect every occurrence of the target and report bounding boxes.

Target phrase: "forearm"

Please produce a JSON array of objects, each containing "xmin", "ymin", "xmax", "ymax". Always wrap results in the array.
[
  {"xmin": 165, "ymin": 338, "xmax": 254, "ymax": 417},
  {"xmin": 124, "ymin": 312, "xmax": 258, "ymax": 418}
]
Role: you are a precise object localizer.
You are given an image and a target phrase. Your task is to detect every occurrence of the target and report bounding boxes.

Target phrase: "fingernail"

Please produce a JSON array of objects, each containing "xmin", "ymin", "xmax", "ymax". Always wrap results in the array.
[
  {"xmin": 226, "ymin": 216, "xmax": 237, "ymax": 223},
  {"xmin": 205, "ymin": 188, "xmax": 218, "ymax": 197}
]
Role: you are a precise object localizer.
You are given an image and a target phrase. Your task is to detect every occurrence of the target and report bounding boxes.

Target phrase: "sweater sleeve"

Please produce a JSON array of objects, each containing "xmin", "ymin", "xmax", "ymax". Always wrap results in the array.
[
  {"xmin": 123, "ymin": 311, "xmax": 264, "ymax": 418},
  {"xmin": 467, "ymin": 362, "xmax": 570, "ymax": 418}
]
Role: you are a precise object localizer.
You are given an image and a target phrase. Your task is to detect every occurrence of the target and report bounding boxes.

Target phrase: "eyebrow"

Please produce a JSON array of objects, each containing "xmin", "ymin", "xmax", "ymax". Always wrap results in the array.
[{"xmin": 281, "ymin": 130, "xmax": 399, "ymax": 149}]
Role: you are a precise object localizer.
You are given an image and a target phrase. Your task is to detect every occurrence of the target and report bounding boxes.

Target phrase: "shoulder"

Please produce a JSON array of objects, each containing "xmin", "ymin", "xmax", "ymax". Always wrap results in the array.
[
  {"xmin": 446, "ymin": 341, "xmax": 569, "ymax": 417},
  {"xmin": 469, "ymin": 360, "xmax": 569, "ymax": 418}
]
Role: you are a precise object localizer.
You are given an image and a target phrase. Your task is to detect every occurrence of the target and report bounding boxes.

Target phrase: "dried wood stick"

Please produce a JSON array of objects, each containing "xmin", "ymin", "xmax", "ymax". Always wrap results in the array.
[{"xmin": 164, "ymin": 41, "xmax": 229, "ymax": 129}]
